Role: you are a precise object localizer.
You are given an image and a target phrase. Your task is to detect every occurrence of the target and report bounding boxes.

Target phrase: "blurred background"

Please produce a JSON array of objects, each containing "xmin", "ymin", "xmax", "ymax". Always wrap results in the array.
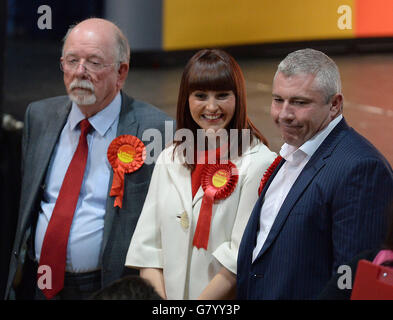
[{"xmin": 1, "ymin": 0, "xmax": 392, "ymax": 297}]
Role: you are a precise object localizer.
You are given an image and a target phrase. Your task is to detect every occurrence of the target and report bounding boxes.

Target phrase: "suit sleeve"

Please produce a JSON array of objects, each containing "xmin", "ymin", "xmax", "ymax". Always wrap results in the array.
[
  {"xmin": 212, "ymin": 145, "xmax": 277, "ymax": 274},
  {"xmin": 318, "ymin": 249, "xmax": 379, "ymax": 300},
  {"xmin": 331, "ymin": 157, "xmax": 393, "ymax": 273}
]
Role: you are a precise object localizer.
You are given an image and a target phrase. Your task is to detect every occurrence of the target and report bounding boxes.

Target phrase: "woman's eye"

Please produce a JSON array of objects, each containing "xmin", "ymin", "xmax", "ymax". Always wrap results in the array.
[
  {"xmin": 217, "ymin": 93, "xmax": 229, "ymax": 99},
  {"xmin": 194, "ymin": 93, "xmax": 207, "ymax": 99}
]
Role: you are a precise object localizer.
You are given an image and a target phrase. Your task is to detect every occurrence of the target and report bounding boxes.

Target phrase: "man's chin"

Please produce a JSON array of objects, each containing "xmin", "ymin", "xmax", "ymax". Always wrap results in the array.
[
  {"xmin": 69, "ymin": 94, "xmax": 97, "ymax": 106},
  {"xmin": 282, "ymin": 134, "xmax": 302, "ymax": 148}
]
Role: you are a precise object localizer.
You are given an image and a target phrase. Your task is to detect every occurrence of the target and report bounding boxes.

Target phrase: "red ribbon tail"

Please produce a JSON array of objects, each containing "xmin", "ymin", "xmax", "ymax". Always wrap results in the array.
[
  {"xmin": 193, "ymin": 187, "xmax": 216, "ymax": 250},
  {"xmin": 114, "ymin": 195, "xmax": 123, "ymax": 208},
  {"xmin": 110, "ymin": 168, "xmax": 125, "ymax": 208}
]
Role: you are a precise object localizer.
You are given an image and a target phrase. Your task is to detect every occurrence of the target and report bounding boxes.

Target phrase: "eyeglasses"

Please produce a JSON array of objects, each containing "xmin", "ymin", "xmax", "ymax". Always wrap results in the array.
[{"xmin": 60, "ymin": 58, "xmax": 119, "ymax": 73}]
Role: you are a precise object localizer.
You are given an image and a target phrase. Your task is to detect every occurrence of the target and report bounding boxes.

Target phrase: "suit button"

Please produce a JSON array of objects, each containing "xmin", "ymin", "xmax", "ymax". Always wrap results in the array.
[
  {"xmin": 14, "ymin": 251, "xmax": 18, "ymax": 256},
  {"xmin": 253, "ymin": 274, "xmax": 263, "ymax": 278}
]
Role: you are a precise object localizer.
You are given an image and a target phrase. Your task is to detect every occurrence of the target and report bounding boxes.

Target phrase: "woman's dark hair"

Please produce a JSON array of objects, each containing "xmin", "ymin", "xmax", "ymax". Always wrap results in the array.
[{"xmin": 173, "ymin": 49, "xmax": 268, "ymax": 167}]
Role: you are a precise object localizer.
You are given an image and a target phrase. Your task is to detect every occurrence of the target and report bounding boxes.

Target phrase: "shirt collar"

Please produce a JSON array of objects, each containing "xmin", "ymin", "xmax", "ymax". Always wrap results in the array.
[
  {"xmin": 280, "ymin": 114, "xmax": 343, "ymax": 163},
  {"xmin": 69, "ymin": 92, "xmax": 122, "ymax": 137}
]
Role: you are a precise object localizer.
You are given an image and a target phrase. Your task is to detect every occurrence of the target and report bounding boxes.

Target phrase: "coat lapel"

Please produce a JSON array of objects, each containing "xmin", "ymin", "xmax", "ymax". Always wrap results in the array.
[
  {"xmin": 254, "ymin": 157, "xmax": 326, "ymax": 262},
  {"xmin": 166, "ymin": 152, "xmax": 193, "ymax": 224},
  {"xmin": 101, "ymin": 92, "xmax": 138, "ymax": 257},
  {"xmin": 33, "ymin": 102, "xmax": 71, "ymax": 187},
  {"xmin": 253, "ymin": 118, "xmax": 350, "ymax": 263},
  {"xmin": 192, "ymin": 186, "xmax": 204, "ymax": 206}
]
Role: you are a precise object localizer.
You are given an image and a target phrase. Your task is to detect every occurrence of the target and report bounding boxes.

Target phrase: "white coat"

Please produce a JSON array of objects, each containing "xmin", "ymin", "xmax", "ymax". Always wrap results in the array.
[{"xmin": 125, "ymin": 141, "xmax": 276, "ymax": 299}]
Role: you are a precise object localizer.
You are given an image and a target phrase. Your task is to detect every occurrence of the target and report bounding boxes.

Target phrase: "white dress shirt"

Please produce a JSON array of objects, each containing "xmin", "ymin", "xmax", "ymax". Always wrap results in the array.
[
  {"xmin": 35, "ymin": 93, "xmax": 121, "ymax": 272},
  {"xmin": 252, "ymin": 115, "xmax": 343, "ymax": 262}
]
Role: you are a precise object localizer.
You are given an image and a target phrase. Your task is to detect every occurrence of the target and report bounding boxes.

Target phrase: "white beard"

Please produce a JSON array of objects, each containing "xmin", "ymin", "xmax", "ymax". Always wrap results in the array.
[
  {"xmin": 69, "ymin": 91, "xmax": 97, "ymax": 105},
  {"xmin": 68, "ymin": 79, "xmax": 97, "ymax": 105}
]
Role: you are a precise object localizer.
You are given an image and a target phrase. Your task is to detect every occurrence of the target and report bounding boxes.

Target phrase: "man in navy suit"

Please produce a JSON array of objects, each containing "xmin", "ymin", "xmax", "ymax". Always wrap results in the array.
[{"xmin": 237, "ymin": 48, "xmax": 393, "ymax": 299}]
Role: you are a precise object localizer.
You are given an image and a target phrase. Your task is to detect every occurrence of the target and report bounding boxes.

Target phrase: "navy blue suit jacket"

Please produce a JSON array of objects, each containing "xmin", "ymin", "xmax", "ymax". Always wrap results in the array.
[{"xmin": 237, "ymin": 118, "xmax": 393, "ymax": 299}]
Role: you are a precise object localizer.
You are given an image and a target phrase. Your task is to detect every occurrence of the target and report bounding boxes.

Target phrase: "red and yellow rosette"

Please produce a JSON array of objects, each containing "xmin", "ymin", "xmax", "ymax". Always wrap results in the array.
[
  {"xmin": 107, "ymin": 135, "xmax": 146, "ymax": 208},
  {"xmin": 193, "ymin": 161, "xmax": 239, "ymax": 250}
]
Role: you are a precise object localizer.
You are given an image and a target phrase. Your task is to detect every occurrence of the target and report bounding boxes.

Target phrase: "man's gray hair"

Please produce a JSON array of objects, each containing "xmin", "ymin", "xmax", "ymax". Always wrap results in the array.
[
  {"xmin": 274, "ymin": 48, "xmax": 341, "ymax": 102},
  {"xmin": 61, "ymin": 22, "xmax": 130, "ymax": 65}
]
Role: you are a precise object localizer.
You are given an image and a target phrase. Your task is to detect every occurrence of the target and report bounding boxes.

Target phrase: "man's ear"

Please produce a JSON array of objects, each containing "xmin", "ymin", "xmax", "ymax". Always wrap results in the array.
[
  {"xmin": 117, "ymin": 63, "xmax": 129, "ymax": 90},
  {"xmin": 330, "ymin": 93, "xmax": 343, "ymax": 116}
]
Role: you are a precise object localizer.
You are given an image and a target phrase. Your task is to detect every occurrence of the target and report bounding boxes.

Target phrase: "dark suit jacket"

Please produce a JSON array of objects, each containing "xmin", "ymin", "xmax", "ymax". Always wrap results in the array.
[
  {"xmin": 318, "ymin": 249, "xmax": 380, "ymax": 300},
  {"xmin": 5, "ymin": 91, "xmax": 174, "ymax": 299},
  {"xmin": 237, "ymin": 118, "xmax": 393, "ymax": 300}
]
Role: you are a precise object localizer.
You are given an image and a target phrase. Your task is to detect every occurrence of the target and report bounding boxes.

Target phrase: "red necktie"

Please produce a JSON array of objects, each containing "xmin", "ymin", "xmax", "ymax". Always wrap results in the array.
[{"xmin": 38, "ymin": 119, "xmax": 92, "ymax": 299}]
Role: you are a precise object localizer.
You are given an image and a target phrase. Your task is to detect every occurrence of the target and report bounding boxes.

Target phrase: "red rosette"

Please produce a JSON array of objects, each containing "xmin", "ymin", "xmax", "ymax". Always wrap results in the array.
[
  {"xmin": 192, "ymin": 161, "xmax": 239, "ymax": 250},
  {"xmin": 258, "ymin": 155, "xmax": 283, "ymax": 197},
  {"xmin": 107, "ymin": 135, "xmax": 146, "ymax": 208}
]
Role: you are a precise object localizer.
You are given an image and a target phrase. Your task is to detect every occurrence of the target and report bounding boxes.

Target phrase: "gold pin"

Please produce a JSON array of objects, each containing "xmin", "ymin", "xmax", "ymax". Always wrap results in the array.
[{"xmin": 180, "ymin": 211, "xmax": 189, "ymax": 230}]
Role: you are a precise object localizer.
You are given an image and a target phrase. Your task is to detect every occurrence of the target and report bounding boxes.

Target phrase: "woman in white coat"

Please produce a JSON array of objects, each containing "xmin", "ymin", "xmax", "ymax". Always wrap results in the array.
[{"xmin": 125, "ymin": 49, "xmax": 276, "ymax": 299}]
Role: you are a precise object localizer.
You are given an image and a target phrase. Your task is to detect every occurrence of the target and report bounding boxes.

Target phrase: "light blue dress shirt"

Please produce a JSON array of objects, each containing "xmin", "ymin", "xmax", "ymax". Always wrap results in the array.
[{"xmin": 35, "ymin": 93, "xmax": 121, "ymax": 272}]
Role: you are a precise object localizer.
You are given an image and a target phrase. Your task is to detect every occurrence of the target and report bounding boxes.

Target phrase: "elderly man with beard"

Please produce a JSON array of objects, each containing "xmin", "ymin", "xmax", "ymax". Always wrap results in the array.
[{"xmin": 5, "ymin": 18, "xmax": 172, "ymax": 300}]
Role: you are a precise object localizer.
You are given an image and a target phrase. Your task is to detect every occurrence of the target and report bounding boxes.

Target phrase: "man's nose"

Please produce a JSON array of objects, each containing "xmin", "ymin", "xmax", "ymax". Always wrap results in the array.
[
  {"xmin": 279, "ymin": 101, "xmax": 295, "ymax": 121},
  {"xmin": 74, "ymin": 62, "xmax": 89, "ymax": 77}
]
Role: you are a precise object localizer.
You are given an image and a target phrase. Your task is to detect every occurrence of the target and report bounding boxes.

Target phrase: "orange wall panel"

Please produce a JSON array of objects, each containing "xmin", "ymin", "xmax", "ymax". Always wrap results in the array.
[{"xmin": 355, "ymin": 0, "xmax": 393, "ymax": 37}]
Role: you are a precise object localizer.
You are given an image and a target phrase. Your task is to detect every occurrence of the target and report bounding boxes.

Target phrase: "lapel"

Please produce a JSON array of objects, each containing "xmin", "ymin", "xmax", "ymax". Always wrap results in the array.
[
  {"xmin": 33, "ymin": 101, "xmax": 71, "ymax": 187},
  {"xmin": 166, "ymin": 148, "xmax": 194, "ymax": 223},
  {"xmin": 253, "ymin": 118, "xmax": 350, "ymax": 263},
  {"xmin": 192, "ymin": 186, "xmax": 204, "ymax": 206},
  {"xmin": 101, "ymin": 92, "xmax": 138, "ymax": 256}
]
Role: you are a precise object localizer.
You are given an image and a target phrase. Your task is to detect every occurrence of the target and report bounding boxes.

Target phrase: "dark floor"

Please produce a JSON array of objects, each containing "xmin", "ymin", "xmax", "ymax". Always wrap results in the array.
[{"xmin": 4, "ymin": 38, "xmax": 393, "ymax": 164}]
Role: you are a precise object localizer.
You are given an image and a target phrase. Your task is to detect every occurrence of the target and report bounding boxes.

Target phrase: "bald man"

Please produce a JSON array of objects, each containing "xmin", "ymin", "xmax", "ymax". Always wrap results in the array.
[{"xmin": 5, "ymin": 18, "xmax": 173, "ymax": 300}]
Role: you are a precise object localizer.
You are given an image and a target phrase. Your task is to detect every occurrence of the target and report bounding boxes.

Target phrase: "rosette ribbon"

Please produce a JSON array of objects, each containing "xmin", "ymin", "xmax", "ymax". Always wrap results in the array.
[
  {"xmin": 258, "ymin": 155, "xmax": 283, "ymax": 197},
  {"xmin": 193, "ymin": 161, "xmax": 239, "ymax": 250},
  {"xmin": 107, "ymin": 135, "xmax": 146, "ymax": 208}
]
